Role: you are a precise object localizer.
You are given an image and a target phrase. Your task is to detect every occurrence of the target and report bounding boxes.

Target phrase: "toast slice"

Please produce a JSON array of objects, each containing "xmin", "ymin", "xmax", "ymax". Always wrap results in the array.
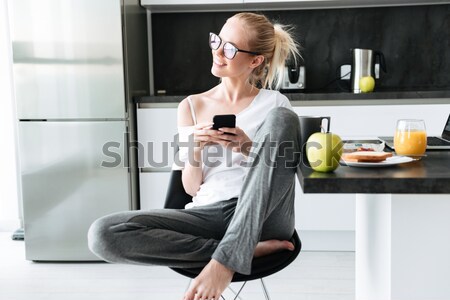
[{"xmin": 341, "ymin": 151, "xmax": 393, "ymax": 163}]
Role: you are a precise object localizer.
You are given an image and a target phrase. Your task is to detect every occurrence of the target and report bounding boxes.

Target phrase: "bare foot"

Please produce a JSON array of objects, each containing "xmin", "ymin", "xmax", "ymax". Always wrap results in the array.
[
  {"xmin": 183, "ymin": 259, "xmax": 234, "ymax": 300},
  {"xmin": 253, "ymin": 239, "xmax": 295, "ymax": 258}
]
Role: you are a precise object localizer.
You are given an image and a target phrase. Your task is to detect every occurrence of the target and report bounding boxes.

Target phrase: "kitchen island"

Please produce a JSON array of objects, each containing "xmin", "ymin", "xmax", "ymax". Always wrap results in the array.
[{"xmin": 297, "ymin": 151, "xmax": 450, "ymax": 300}]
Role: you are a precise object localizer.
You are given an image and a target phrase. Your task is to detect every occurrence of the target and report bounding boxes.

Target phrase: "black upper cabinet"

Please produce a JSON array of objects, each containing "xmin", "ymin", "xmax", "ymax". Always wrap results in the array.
[{"xmin": 151, "ymin": 4, "xmax": 450, "ymax": 95}]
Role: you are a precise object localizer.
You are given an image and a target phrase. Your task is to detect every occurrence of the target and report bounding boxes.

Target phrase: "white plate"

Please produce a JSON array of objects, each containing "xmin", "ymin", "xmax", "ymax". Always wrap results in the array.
[{"xmin": 341, "ymin": 155, "xmax": 414, "ymax": 167}]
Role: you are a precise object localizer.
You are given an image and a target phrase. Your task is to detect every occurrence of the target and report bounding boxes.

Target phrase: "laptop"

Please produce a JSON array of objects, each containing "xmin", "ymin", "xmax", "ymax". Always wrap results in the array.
[{"xmin": 379, "ymin": 113, "xmax": 450, "ymax": 150}]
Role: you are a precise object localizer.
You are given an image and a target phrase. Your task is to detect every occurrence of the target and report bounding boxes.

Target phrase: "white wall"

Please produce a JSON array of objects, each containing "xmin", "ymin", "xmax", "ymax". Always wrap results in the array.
[{"xmin": 0, "ymin": 0, "xmax": 21, "ymax": 231}]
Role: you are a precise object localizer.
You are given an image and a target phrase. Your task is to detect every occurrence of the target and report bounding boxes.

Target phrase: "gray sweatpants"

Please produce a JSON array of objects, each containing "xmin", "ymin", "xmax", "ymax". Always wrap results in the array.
[{"xmin": 88, "ymin": 107, "xmax": 301, "ymax": 275}]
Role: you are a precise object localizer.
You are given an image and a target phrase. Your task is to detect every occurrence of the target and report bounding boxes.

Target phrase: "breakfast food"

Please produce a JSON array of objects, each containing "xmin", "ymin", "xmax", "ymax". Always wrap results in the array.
[
  {"xmin": 341, "ymin": 151, "xmax": 393, "ymax": 163},
  {"xmin": 356, "ymin": 147, "xmax": 375, "ymax": 152},
  {"xmin": 341, "ymin": 140, "xmax": 385, "ymax": 153}
]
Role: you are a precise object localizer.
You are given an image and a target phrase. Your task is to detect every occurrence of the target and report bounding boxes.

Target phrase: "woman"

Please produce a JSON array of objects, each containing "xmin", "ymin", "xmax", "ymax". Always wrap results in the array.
[{"xmin": 88, "ymin": 12, "xmax": 302, "ymax": 300}]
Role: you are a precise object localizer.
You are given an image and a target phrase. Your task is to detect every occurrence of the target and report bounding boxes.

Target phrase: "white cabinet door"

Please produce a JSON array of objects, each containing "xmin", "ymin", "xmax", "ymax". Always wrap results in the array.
[
  {"xmin": 137, "ymin": 108, "xmax": 178, "ymax": 170},
  {"xmin": 137, "ymin": 107, "xmax": 177, "ymax": 210},
  {"xmin": 293, "ymin": 104, "xmax": 450, "ymax": 137},
  {"xmin": 140, "ymin": 172, "xmax": 171, "ymax": 210}
]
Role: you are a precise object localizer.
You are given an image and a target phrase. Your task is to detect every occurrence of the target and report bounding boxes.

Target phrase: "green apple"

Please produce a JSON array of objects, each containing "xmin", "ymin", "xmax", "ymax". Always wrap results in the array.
[
  {"xmin": 359, "ymin": 76, "xmax": 375, "ymax": 93},
  {"xmin": 306, "ymin": 132, "xmax": 343, "ymax": 172}
]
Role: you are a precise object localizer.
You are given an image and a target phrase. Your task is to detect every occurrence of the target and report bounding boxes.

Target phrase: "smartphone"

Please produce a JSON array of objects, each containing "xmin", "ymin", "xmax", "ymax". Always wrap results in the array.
[{"xmin": 212, "ymin": 114, "xmax": 236, "ymax": 131}]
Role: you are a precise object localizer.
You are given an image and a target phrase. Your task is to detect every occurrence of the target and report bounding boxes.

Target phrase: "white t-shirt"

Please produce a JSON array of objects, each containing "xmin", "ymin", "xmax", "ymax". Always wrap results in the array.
[{"xmin": 176, "ymin": 89, "xmax": 293, "ymax": 208}]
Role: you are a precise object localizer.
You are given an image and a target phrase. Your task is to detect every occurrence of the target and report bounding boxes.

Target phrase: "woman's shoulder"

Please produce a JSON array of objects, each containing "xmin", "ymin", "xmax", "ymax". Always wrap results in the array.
[
  {"xmin": 177, "ymin": 98, "xmax": 194, "ymax": 126},
  {"xmin": 258, "ymin": 89, "xmax": 286, "ymax": 99},
  {"xmin": 178, "ymin": 94, "xmax": 203, "ymax": 126},
  {"xmin": 258, "ymin": 89, "xmax": 292, "ymax": 108},
  {"xmin": 177, "ymin": 89, "xmax": 217, "ymax": 126}
]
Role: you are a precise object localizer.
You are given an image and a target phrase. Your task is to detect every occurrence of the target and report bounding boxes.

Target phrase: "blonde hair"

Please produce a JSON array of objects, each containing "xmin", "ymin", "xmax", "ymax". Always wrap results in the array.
[{"xmin": 232, "ymin": 12, "xmax": 301, "ymax": 90}]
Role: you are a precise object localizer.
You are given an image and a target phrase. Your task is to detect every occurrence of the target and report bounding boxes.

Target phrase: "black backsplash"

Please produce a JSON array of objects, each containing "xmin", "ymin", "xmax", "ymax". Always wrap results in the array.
[{"xmin": 151, "ymin": 4, "xmax": 450, "ymax": 95}]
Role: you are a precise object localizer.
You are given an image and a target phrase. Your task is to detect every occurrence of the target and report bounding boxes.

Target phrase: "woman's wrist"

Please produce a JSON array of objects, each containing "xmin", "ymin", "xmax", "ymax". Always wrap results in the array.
[{"xmin": 189, "ymin": 147, "xmax": 202, "ymax": 168}]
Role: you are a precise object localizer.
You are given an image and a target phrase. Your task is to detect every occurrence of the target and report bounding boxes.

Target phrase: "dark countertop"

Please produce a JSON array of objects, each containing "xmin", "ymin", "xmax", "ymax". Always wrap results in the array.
[
  {"xmin": 297, "ymin": 150, "xmax": 450, "ymax": 194},
  {"xmin": 136, "ymin": 90, "xmax": 450, "ymax": 104},
  {"xmin": 284, "ymin": 90, "xmax": 450, "ymax": 101}
]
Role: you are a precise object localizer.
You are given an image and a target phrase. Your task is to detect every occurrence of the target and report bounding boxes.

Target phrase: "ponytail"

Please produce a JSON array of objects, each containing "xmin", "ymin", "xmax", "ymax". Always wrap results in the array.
[
  {"xmin": 265, "ymin": 24, "xmax": 300, "ymax": 90},
  {"xmin": 232, "ymin": 13, "xmax": 301, "ymax": 90}
]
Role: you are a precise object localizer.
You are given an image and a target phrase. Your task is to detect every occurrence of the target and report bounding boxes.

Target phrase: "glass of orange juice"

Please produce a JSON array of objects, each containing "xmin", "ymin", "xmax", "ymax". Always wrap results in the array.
[{"xmin": 394, "ymin": 119, "xmax": 427, "ymax": 158}]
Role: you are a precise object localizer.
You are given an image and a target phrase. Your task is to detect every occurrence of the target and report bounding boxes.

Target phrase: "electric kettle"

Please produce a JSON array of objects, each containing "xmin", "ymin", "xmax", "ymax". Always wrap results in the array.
[{"xmin": 350, "ymin": 48, "xmax": 387, "ymax": 93}]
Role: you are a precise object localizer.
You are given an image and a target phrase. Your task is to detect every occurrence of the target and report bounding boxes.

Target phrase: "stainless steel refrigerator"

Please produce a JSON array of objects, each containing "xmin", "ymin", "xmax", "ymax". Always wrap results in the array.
[{"xmin": 10, "ymin": 0, "xmax": 149, "ymax": 260}]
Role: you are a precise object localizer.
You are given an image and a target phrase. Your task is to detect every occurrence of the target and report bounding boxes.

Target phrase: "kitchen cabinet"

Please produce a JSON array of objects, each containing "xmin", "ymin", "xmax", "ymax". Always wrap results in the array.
[
  {"xmin": 291, "ymin": 104, "xmax": 450, "ymax": 137},
  {"xmin": 140, "ymin": 172, "xmax": 171, "ymax": 210},
  {"xmin": 140, "ymin": 0, "xmax": 450, "ymax": 11},
  {"xmin": 137, "ymin": 107, "xmax": 177, "ymax": 211},
  {"xmin": 137, "ymin": 107, "xmax": 178, "ymax": 170},
  {"xmin": 137, "ymin": 101, "xmax": 450, "ymax": 250}
]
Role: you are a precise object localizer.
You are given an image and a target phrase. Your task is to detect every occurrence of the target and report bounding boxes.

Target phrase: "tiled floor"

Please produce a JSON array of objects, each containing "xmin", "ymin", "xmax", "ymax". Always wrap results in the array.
[{"xmin": 0, "ymin": 232, "xmax": 354, "ymax": 300}]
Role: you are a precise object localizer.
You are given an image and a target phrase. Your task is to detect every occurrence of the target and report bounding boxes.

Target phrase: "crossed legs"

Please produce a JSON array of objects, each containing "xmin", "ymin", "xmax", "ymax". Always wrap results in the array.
[{"xmin": 184, "ymin": 107, "xmax": 301, "ymax": 299}]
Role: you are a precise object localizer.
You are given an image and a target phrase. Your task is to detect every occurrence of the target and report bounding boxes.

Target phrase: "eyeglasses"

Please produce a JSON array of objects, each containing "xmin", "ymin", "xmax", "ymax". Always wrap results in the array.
[{"xmin": 209, "ymin": 32, "xmax": 260, "ymax": 60}]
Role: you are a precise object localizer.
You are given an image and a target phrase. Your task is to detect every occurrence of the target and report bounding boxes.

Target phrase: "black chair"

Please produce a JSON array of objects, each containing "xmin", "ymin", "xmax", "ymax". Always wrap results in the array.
[{"xmin": 164, "ymin": 169, "xmax": 302, "ymax": 300}]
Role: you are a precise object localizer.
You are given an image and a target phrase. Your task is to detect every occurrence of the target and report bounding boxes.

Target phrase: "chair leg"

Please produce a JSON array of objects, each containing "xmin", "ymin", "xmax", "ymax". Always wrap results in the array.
[
  {"xmin": 231, "ymin": 281, "xmax": 247, "ymax": 300},
  {"xmin": 260, "ymin": 278, "xmax": 271, "ymax": 300}
]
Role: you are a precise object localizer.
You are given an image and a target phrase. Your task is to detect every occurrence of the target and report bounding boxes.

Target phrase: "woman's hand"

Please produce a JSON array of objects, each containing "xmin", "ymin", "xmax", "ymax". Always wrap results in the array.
[
  {"xmin": 193, "ymin": 123, "xmax": 252, "ymax": 156},
  {"xmin": 214, "ymin": 126, "xmax": 253, "ymax": 156},
  {"xmin": 192, "ymin": 122, "xmax": 217, "ymax": 151}
]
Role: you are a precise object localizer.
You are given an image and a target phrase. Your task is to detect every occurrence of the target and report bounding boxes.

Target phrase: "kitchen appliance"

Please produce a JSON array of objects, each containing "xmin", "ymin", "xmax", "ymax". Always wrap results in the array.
[
  {"xmin": 10, "ymin": 0, "xmax": 148, "ymax": 261},
  {"xmin": 281, "ymin": 59, "xmax": 306, "ymax": 91},
  {"xmin": 350, "ymin": 48, "xmax": 387, "ymax": 93}
]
